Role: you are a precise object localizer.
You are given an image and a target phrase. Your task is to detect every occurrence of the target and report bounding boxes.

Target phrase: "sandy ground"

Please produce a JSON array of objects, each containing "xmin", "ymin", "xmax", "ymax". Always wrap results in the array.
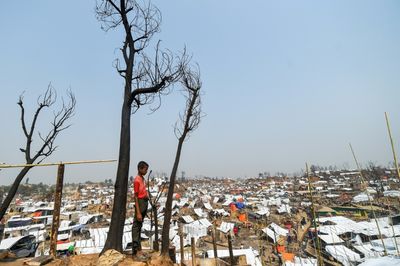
[{"xmin": 0, "ymin": 251, "xmax": 175, "ymax": 266}]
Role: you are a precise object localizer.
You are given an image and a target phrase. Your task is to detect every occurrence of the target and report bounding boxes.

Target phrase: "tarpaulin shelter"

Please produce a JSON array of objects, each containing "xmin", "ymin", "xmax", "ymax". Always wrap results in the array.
[
  {"xmin": 235, "ymin": 202, "xmax": 245, "ymax": 209},
  {"xmin": 238, "ymin": 213, "xmax": 247, "ymax": 222}
]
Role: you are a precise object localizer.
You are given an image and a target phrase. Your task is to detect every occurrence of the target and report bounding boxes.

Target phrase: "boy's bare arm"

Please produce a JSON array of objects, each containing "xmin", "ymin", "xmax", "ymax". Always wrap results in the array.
[{"xmin": 134, "ymin": 192, "xmax": 142, "ymax": 221}]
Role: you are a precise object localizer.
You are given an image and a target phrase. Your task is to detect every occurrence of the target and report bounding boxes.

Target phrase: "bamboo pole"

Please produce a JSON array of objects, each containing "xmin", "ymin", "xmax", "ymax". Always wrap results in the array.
[
  {"xmin": 179, "ymin": 223, "xmax": 185, "ymax": 266},
  {"xmin": 50, "ymin": 164, "xmax": 65, "ymax": 257},
  {"xmin": 212, "ymin": 226, "xmax": 218, "ymax": 264},
  {"xmin": 305, "ymin": 163, "xmax": 323, "ymax": 266},
  {"xmin": 385, "ymin": 112, "xmax": 400, "ymax": 180},
  {"xmin": 227, "ymin": 233, "xmax": 234, "ymax": 266},
  {"xmin": 349, "ymin": 143, "xmax": 388, "ymax": 255},
  {"xmin": 191, "ymin": 237, "xmax": 196, "ymax": 266},
  {"xmin": 384, "ymin": 112, "xmax": 400, "ymax": 255},
  {"xmin": 0, "ymin": 159, "xmax": 117, "ymax": 168}
]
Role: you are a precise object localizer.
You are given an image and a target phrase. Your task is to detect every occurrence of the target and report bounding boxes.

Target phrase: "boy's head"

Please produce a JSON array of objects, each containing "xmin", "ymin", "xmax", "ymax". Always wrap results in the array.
[{"xmin": 137, "ymin": 161, "xmax": 149, "ymax": 176}]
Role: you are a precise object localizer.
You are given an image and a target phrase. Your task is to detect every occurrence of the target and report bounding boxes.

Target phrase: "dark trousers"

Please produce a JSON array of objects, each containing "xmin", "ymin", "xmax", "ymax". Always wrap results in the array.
[{"xmin": 132, "ymin": 198, "xmax": 148, "ymax": 253}]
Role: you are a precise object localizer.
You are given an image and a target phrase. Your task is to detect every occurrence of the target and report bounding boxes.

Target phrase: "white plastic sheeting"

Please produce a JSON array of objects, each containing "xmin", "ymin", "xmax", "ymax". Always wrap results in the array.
[
  {"xmin": 270, "ymin": 222, "xmax": 289, "ymax": 236},
  {"xmin": 213, "ymin": 209, "xmax": 230, "ymax": 216},
  {"xmin": 256, "ymin": 207, "xmax": 270, "ymax": 216},
  {"xmin": 370, "ymin": 237, "xmax": 400, "ymax": 255},
  {"xmin": 353, "ymin": 193, "xmax": 373, "ymax": 203},
  {"xmin": 284, "ymin": 257, "xmax": 317, "ymax": 266},
  {"xmin": 207, "ymin": 248, "xmax": 262, "ymax": 266},
  {"xmin": 277, "ymin": 204, "xmax": 291, "ymax": 214},
  {"xmin": 318, "ymin": 233, "xmax": 344, "ymax": 244},
  {"xmin": 353, "ymin": 244, "xmax": 384, "ymax": 258},
  {"xmin": 204, "ymin": 202, "xmax": 213, "ymax": 210},
  {"xmin": 383, "ymin": 190, "xmax": 400, "ymax": 197},
  {"xmin": 318, "ymin": 216, "xmax": 364, "ymax": 235},
  {"xmin": 193, "ymin": 208, "xmax": 207, "ymax": 218},
  {"xmin": 218, "ymin": 222, "xmax": 235, "ymax": 233},
  {"xmin": 198, "ymin": 218, "xmax": 213, "ymax": 227},
  {"xmin": 181, "ymin": 215, "xmax": 194, "ymax": 224},
  {"xmin": 359, "ymin": 256, "xmax": 400, "ymax": 265},
  {"xmin": 356, "ymin": 217, "xmax": 400, "ymax": 237},
  {"xmin": 325, "ymin": 245, "xmax": 361, "ymax": 266},
  {"xmin": 262, "ymin": 227, "xmax": 278, "ymax": 243},
  {"xmin": 183, "ymin": 223, "xmax": 208, "ymax": 238}
]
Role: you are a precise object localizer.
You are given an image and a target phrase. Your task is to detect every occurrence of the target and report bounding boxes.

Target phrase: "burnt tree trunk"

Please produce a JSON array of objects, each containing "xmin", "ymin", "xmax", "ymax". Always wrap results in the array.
[
  {"xmin": 0, "ymin": 165, "xmax": 32, "ymax": 220},
  {"xmin": 101, "ymin": 98, "xmax": 132, "ymax": 253},
  {"xmin": 153, "ymin": 207, "xmax": 159, "ymax": 251},
  {"xmin": 161, "ymin": 136, "xmax": 185, "ymax": 254}
]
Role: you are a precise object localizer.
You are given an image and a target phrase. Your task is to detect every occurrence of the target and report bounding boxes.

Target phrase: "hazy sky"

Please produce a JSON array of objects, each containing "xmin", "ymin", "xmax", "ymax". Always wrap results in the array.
[{"xmin": 1, "ymin": 1, "xmax": 400, "ymax": 185}]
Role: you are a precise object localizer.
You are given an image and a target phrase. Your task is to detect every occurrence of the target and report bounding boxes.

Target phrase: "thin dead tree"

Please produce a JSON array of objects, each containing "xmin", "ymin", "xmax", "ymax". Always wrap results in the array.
[
  {"xmin": 147, "ymin": 171, "xmax": 167, "ymax": 251},
  {"xmin": 161, "ymin": 65, "xmax": 202, "ymax": 255},
  {"xmin": 96, "ymin": 0, "xmax": 187, "ymax": 253},
  {"xmin": 0, "ymin": 85, "xmax": 76, "ymax": 221}
]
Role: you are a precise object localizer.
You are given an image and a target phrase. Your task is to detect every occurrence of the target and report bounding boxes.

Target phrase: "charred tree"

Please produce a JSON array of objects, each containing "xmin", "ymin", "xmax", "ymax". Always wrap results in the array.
[
  {"xmin": 147, "ymin": 172, "xmax": 166, "ymax": 251},
  {"xmin": 161, "ymin": 66, "xmax": 202, "ymax": 255},
  {"xmin": 96, "ymin": 0, "xmax": 187, "ymax": 253},
  {"xmin": 0, "ymin": 85, "xmax": 75, "ymax": 221}
]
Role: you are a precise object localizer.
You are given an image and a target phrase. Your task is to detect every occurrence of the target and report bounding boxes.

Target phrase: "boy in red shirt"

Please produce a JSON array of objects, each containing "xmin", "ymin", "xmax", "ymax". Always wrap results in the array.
[{"xmin": 132, "ymin": 161, "xmax": 149, "ymax": 258}]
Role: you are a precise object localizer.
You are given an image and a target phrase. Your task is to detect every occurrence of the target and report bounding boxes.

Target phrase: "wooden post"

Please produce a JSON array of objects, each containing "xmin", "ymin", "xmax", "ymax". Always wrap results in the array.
[
  {"xmin": 179, "ymin": 223, "xmax": 184, "ymax": 266},
  {"xmin": 228, "ymin": 233, "xmax": 234, "ymax": 266},
  {"xmin": 50, "ymin": 163, "xmax": 65, "ymax": 257},
  {"xmin": 169, "ymin": 246, "xmax": 177, "ymax": 263},
  {"xmin": 191, "ymin": 237, "xmax": 196, "ymax": 266},
  {"xmin": 211, "ymin": 226, "xmax": 218, "ymax": 263}
]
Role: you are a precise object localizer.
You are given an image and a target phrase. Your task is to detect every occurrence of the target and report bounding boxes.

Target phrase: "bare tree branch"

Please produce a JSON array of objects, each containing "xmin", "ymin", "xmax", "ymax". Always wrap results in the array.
[
  {"xmin": 95, "ymin": 0, "xmax": 192, "ymax": 254},
  {"xmin": 161, "ymin": 63, "xmax": 202, "ymax": 254},
  {"xmin": 0, "ymin": 86, "xmax": 76, "ymax": 222}
]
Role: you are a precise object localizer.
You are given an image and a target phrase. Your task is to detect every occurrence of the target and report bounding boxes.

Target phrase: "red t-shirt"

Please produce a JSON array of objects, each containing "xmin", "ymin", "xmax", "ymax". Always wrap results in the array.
[{"xmin": 134, "ymin": 175, "xmax": 148, "ymax": 199}]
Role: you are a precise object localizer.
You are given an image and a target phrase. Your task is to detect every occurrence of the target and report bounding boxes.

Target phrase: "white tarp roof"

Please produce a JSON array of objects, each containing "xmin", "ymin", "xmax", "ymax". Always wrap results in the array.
[
  {"xmin": 218, "ymin": 222, "xmax": 235, "ymax": 233},
  {"xmin": 262, "ymin": 227, "xmax": 278, "ymax": 243},
  {"xmin": 383, "ymin": 190, "xmax": 400, "ymax": 197},
  {"xmin": 207, "ymin": 248, "xmax": 262, "ymax": 266},
  {"xmin": 177, "ymin": 198, "xmax": 188, "ymax": 207},
  {"xmin": 213, "ymin": 209, "xmax": 230, "ymax": 216},
  {"xmin": 193, "ymin": 208, "xmax": 207, "ymax": 218},
  {"xmin": 356, "ymin": 218, "xmax": 400, "ymax": 237},
  {"xmin": 181, "ymin": 215, "xmax": 194, "ymax": 224},
  {"xmin": 79, "ymin": 213, "xmax": 102, "ymax": 225},
  {"xmin": 198, "ymin": 218, "xmax": 212, "ymax": 227},
  {"xmin": 318, "ymin": 216, "xmax": 365, "ymax": 235},
  {"xmin": 325, "ymin": 245, "xmax": 361, "ymax": 266},
  {"xmin": 353, "ymin": 193, "xmax": 373, "ymax": 203},
  {"xmin": 256, "ymin": 207, "xmax": 270, "ymax": 216},
  {"xmin": 370, "ymin": 237, "xmax": 400, "ymax": 255},
  {"xmin": 171, "ymin": 234, "xmax": 191, "ymax": 251},
  {"xmin": 318, "ymin": 233, "xmax": 344, "ymax": 244},
  {"xmin": 183, "ymin": 223, "xmax": 208, "ymax": 239},
  {"xmin": 204, "ymin": 202, "xmax": 213, "ymax": 210},
  {"xmin": 359, "ymin": 256, "xmax": 400, "ymax": 266},
  {"xmin": 213, "ymin": 197, "xmax": 219, "ymax": 204},
  {"xmin": 277, "ymin": 204, "xmax": 291, "ymax": 214},
  {"xmin": 0, "ymin": 236, "xmax": 25, "ymax": 249},
  {"xmin": 353, "ymin": 244, "xmax": 384, "ymax": 258},
  {"xmin": 284, "ymin": 256, "xmax": 317, "ymax": 266},
  {"xmin": 270, "ymin": 222, "xmax": 289, "ymax": 236}
]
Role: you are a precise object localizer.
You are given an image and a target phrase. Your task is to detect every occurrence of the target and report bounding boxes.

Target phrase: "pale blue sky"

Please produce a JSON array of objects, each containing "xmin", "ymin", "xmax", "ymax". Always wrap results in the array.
[{"xmin": 0, "ymin": 1, "xmax": 399, "ymax": 184}]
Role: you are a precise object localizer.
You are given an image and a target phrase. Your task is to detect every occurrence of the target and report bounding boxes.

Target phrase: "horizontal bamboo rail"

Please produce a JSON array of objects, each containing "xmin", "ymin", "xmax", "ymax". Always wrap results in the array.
[{"xmin": 0, "ymin": 159, "xmax": 117, "ymax": 168}]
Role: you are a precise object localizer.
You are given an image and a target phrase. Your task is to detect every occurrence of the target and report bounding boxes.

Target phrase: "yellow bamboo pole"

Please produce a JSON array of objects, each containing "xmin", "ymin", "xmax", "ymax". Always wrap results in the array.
[
  {"xmin": 306, "ymin": 163, "xmax": 323, "ymax": 266},
  {"xmin": 385, "ymin": 112, "xmax": 400, "ymax": 180},
  {"xmin": 0, "ymin": 159, "xmax": 117, "ymax": 168},
  {"xmin": 384, "ymin": 112, "xmax": 400, "ymax": 255},
  {"xmin": 349, "ymin": 143, "xmax": 388, "ymax": 255}
]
